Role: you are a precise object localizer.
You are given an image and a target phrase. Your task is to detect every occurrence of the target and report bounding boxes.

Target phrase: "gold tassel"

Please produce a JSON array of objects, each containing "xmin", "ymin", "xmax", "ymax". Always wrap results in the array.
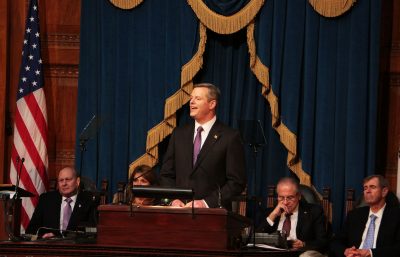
[
  {"xmin": 187, "ymin": 0, "xmax": 265, "ymax": 35},
  {"xmin": 109, "ymin": 0, "xmax": 144, "ymax": 10},
  {"xmin": 128, "ymin": 23, "xmax": 206, "ymax": 173},
  {"xmin": 181, "ymin": 23, "xmax": 207, "ymax": 87},
  {"xmin": 247, "ymin": 21, "xmax": 311, "ymax": 186},
  {"xmin": 308, "ymin": 0, "xmax": 356, "ymax": 18},
  {"xmin": 128, "ymin": 153, "xmax": 157, "ymax": 175}
]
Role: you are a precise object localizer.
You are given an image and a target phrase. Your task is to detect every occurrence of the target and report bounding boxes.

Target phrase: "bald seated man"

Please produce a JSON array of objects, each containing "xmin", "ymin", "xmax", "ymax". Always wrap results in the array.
[{"xmin": 26, "ymin": 167, "xmax": 98, "ymax": 238}]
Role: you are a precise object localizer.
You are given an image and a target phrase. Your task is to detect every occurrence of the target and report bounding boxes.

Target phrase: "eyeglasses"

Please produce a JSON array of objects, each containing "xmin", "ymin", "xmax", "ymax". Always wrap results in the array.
[{"xmin": 277, "ymin": 195, "xmax": 297, "ymax": 202}]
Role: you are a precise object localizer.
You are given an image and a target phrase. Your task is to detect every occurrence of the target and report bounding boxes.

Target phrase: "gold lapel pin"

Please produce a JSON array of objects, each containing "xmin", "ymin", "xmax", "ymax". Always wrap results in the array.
[{"xmin": 214, "ymin": 135, "xmax": 218, "ymax": 139}]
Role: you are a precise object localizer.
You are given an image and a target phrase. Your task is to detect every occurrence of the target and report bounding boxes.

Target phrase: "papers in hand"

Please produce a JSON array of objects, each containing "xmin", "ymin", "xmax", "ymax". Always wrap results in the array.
[{"xmin": 246, "ymin": 243, "xmax": 286, "ymax": 251}]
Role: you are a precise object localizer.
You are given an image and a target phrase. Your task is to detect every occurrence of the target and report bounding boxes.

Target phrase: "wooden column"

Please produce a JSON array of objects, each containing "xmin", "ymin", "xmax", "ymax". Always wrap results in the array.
[{"xmin": 0, "ymin": 0, "xmax": 8, "ymax": 181}]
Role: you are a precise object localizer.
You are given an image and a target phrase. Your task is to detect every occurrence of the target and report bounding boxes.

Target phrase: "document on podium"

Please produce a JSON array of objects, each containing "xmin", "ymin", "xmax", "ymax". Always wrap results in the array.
[{"xmin": 246, "ymin": 243, "xmax": 286, "ymax": 251}]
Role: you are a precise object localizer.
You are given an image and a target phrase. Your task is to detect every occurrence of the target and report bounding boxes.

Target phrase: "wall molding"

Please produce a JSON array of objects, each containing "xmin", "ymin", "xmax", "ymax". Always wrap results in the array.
[
  {"xmin": 44, "ymin": 64, "xmax": 79, "ymax": 78},
  {"xmin": 392, "ymin": 41, "xmax": 400, "ymax": 56},
  {"xmin": 42, "ymin": 33, "xmax": 80, "ymax": 48},
  {"xmin": 389, "ymin": 72, "xmax": 400, "ymax": 87},
  {"xmin": 55, "ymin": 149, "xmax": 75, "ymax": 162}
]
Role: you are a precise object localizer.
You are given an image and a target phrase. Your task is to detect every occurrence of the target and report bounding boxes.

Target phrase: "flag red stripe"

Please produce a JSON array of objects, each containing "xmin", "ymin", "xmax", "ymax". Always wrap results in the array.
[
  {"xmin": 11, "ymin": 0, "xmax": 48, "ymax": 232},
  {"xmin": 14, "ymin": 108, "xmax": 48, "ymax": 187},
  {"xmin": 20, "ymin": 207, "xmax": 30, "ymax": 230},
  {"xmin": 24, "ymin": 93, "xmax": 48, "ymax": 146}
]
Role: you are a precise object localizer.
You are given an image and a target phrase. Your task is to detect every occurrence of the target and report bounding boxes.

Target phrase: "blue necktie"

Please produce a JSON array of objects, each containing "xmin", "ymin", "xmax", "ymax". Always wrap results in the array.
[{"xmin": 362, "ymin": 214, "xmax": 377, "ymax": 249}]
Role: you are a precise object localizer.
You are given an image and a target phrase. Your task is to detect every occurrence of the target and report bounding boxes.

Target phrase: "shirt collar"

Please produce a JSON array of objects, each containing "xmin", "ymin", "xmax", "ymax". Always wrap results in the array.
[
  {"xmin": 195, "ymin": 116, "xmax": 216, "ymax": 134},
  {"xmin": 62, "ymin": 193, "xmax": 78, "ymax": 202},
  {"xmin": 369, "ymin": 203, "xmax": 386, "ymax": 219}
]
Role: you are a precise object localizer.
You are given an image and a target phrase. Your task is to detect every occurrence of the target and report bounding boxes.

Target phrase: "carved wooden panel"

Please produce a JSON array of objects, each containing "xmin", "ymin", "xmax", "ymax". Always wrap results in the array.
[
  {"xmin": 377, "ymin": 0, "xmax": 400, "ymax": 191},
  {"xmin": 1, "ymin": 0, "xmax": 81, "ymax": 182},
  {"xmin": 0, "ymin": 1, "xmax": 8, "ymax": 179}
]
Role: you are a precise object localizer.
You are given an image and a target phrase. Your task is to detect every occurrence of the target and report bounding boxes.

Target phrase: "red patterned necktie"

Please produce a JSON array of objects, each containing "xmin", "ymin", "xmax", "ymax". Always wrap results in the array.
[{"xmin": 282, "ymin": 213, "xmax": 292, "ymax": 237}]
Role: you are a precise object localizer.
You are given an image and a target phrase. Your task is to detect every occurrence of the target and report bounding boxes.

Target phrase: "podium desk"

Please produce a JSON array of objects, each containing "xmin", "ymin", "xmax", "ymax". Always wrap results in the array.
[
  {"xmin": 0, "ymin": 198, "xmax": 21, "ymax": 240},
  {"xmin": 0, "ymin": 241, "xmax": 300, "ymax": 257},
  {"xmin": 97, "ymin": 205, "xmax": 250, "ymax": 250}
]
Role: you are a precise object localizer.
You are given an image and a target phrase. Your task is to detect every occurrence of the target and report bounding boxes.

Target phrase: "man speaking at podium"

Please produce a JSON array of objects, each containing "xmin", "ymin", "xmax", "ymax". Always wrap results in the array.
[
  {"xmin": 159, "ymin": 83, "xmax": 246, "ymax": 209},
  {"xmin": 26, "ymin": 167, "xmax": 97, "ymax": 238}
]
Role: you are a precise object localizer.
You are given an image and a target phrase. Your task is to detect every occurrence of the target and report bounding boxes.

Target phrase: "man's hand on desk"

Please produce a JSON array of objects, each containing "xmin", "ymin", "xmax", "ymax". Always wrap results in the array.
[
  {"xmin": 291, "ymin": 239, "xmax": 304, "ymax": 250},
  {"xmin": 184, "ymin": 200, "xmax": 207, "ymax": 208},
  {"xmin": 170, "ymin": 199, "xmax": 185, "ymax": 207},
  {"xmin": 42, "ymin": 232, "xmax": 55, "ymax": 239}
]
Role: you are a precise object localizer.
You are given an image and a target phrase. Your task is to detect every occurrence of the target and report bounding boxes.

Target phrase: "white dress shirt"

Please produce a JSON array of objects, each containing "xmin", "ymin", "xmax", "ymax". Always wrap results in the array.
[
  {"xmin": 194, "ymin": 116, "xmax": 217, "ymax": 148},
  {"xmin": 267, "ymin": 206, "xmax": 299, "ymax": 240}
]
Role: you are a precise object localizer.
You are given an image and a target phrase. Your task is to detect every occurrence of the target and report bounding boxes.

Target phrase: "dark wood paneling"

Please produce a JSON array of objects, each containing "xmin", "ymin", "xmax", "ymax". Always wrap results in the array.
[
  {"xmin": 0, "ymin": 242, "xmax": 300, "ymax": 257},
  {"xmin": 4, "ymin": 0, "xmax": 26, "ymax": 182},
  {"xmin": 2, "ymin": 0, "xmax": 81, "ymax": 182},
  {"xmin": 377, "ymin": 0, "xmax": 400, "ymax": 191},
  {"xmin": 39, "ymin": 0, "xmax": 81, "ymax": 179},
  {"xmin": 0, "ymin": 1, "xmax": 8, "ymax": 181}
]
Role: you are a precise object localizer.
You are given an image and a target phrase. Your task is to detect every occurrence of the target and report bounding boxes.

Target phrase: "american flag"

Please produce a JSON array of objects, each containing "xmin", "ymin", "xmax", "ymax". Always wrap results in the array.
[{"xmin": 9, "ymin": 0, "xmax": 49, "ymax": 232}]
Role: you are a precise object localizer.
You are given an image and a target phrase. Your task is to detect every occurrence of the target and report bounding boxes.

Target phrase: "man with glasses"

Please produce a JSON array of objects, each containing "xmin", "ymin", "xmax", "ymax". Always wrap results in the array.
[
  {"xmin": 26, "ymin": 167, "xmax": 98, "ymax": 238},
  {"xmin": 330, "ymin": 175, "xmax": 400, "ymax": 257},
  {"xmin": 258, "ymin": 177, "xmax": 328, "ymax": 256}
]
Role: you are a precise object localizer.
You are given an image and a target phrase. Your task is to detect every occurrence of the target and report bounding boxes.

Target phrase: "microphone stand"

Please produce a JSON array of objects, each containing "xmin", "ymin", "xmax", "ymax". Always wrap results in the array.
[
  {"xmin": 9, "ymin": 156, "xmax": 25, "ymax": 241},
  {"xmin": 78, "ymin": 114, "xmax": 97, "ymax": 186},
  {"xmin": 14, "ymin": 157, "xmax": 25, "ymax": 201},
  {"xmin": 238, "ymin": 119, "xmax": 266, "ymax": 249},
  {"xmin": 250, "ymin": 143, "xmax": 261, "ymax": 248},
  {"xmin": 79, "ymin": 138, "xmax": 88, "ymax": 178}
]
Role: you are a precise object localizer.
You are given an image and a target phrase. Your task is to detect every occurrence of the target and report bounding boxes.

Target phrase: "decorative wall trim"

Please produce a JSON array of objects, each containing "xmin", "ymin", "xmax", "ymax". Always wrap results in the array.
[
  {"xmin": 308, "ymin": 0, "xmax": 356, "ymax": 18},
  {"xmin": 42, "ymin": 33, "xmax": 80, "ymax": 48},
  {"xmin": 55, "ymin": 149, "xmax": 75, "ymax": 162},
  {"xmin": 44, "ymin": 65, "xmax": 79, "ymax": 78},
  {"xmin": 109, "ymin": 0, "xmax": 144, "ymax": 9},
  {"xmin": 389, "ymin": 72, "xmax": 400, "ymax": 87}
]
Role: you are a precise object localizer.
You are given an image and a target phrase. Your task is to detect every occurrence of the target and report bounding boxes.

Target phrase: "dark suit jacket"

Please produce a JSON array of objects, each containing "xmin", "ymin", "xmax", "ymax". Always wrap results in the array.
[
  {"xmin": 257, "ymin": 201, "xmax": 328, "ymax": 252},
  {"xmin": 330, "ymin": 205, "xmax": 400, "ymax": 257},
  {"xmin": 26, "ymin": 190, "xmax": 98, "ymax": 236},
  {"xmin": 159, "ymin": 120, "xmax": 246, "ymax": 209}
]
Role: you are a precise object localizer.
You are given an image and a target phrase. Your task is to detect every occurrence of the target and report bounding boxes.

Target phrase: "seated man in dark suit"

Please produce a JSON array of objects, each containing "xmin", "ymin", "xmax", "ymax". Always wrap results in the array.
[
  {"xmin": 26, "ymin": 167, "xmax": 98, "ymax": 238},
  {"xmin": 258, "ymin": 177, "xmax": 328, "ymax": 257},
  {"xmin": 330, "ymin": 175, "xmax": 400, "ymax": 257}
]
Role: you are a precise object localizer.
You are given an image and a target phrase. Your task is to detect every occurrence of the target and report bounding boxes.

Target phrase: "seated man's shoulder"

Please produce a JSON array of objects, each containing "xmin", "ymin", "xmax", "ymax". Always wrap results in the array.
[
  {"xmin": 78, "ymin": 190, "xmax": 99, "ymax": 205},
  {"xmin": 39, "ymin": 190, "xmax": 60, "ymax": 200}
]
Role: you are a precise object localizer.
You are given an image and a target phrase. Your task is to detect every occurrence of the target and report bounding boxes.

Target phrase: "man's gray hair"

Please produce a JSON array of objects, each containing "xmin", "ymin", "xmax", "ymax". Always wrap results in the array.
[
  {"xmin": 276, "ymin": 177, "xmax": 300, "ymax": 194},
  {"xmin": 194, "ymin": 83, "xmax": 220, "ymax": 102},
  {"xmin": 363, "ymin": 175, "xmax": 389, "ymax": 188}
]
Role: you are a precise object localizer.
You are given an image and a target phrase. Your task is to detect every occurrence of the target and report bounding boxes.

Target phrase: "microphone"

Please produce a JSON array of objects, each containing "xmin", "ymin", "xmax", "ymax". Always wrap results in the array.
[
  {"xmin": 14, "ymin": 157, "xmax": 25, "ymax": 200},
  {"xmin": 217, "ymin": 184, "xmax": 222, "ymax": 208}
]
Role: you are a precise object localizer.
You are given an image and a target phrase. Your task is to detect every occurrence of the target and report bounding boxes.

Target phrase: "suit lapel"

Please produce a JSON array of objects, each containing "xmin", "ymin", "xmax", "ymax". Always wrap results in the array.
[
  {"xmin": 54, "ymin": 193, "xmax": 62, "ymax": 228},
  {"xmin": 185, "ymin": 123, "xmax": 195, "ymax": 170},
  {"xmin": 296, "ymin": 203, "xmax": 307, "ymax": 238},
  {"xmin": 376, "ymin": 206, "xmax": 391, "ymax": 247},
  {"xmin": 355, "ymin": 208, "xmax": 370, "ymax": 246},
  {"xmin": 68, "ymin": 193, "xmax": 85, "ymax": 229},
  {"xmin": 193, "ymin": 122, "xmax": 222, "ymax": 172}
]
